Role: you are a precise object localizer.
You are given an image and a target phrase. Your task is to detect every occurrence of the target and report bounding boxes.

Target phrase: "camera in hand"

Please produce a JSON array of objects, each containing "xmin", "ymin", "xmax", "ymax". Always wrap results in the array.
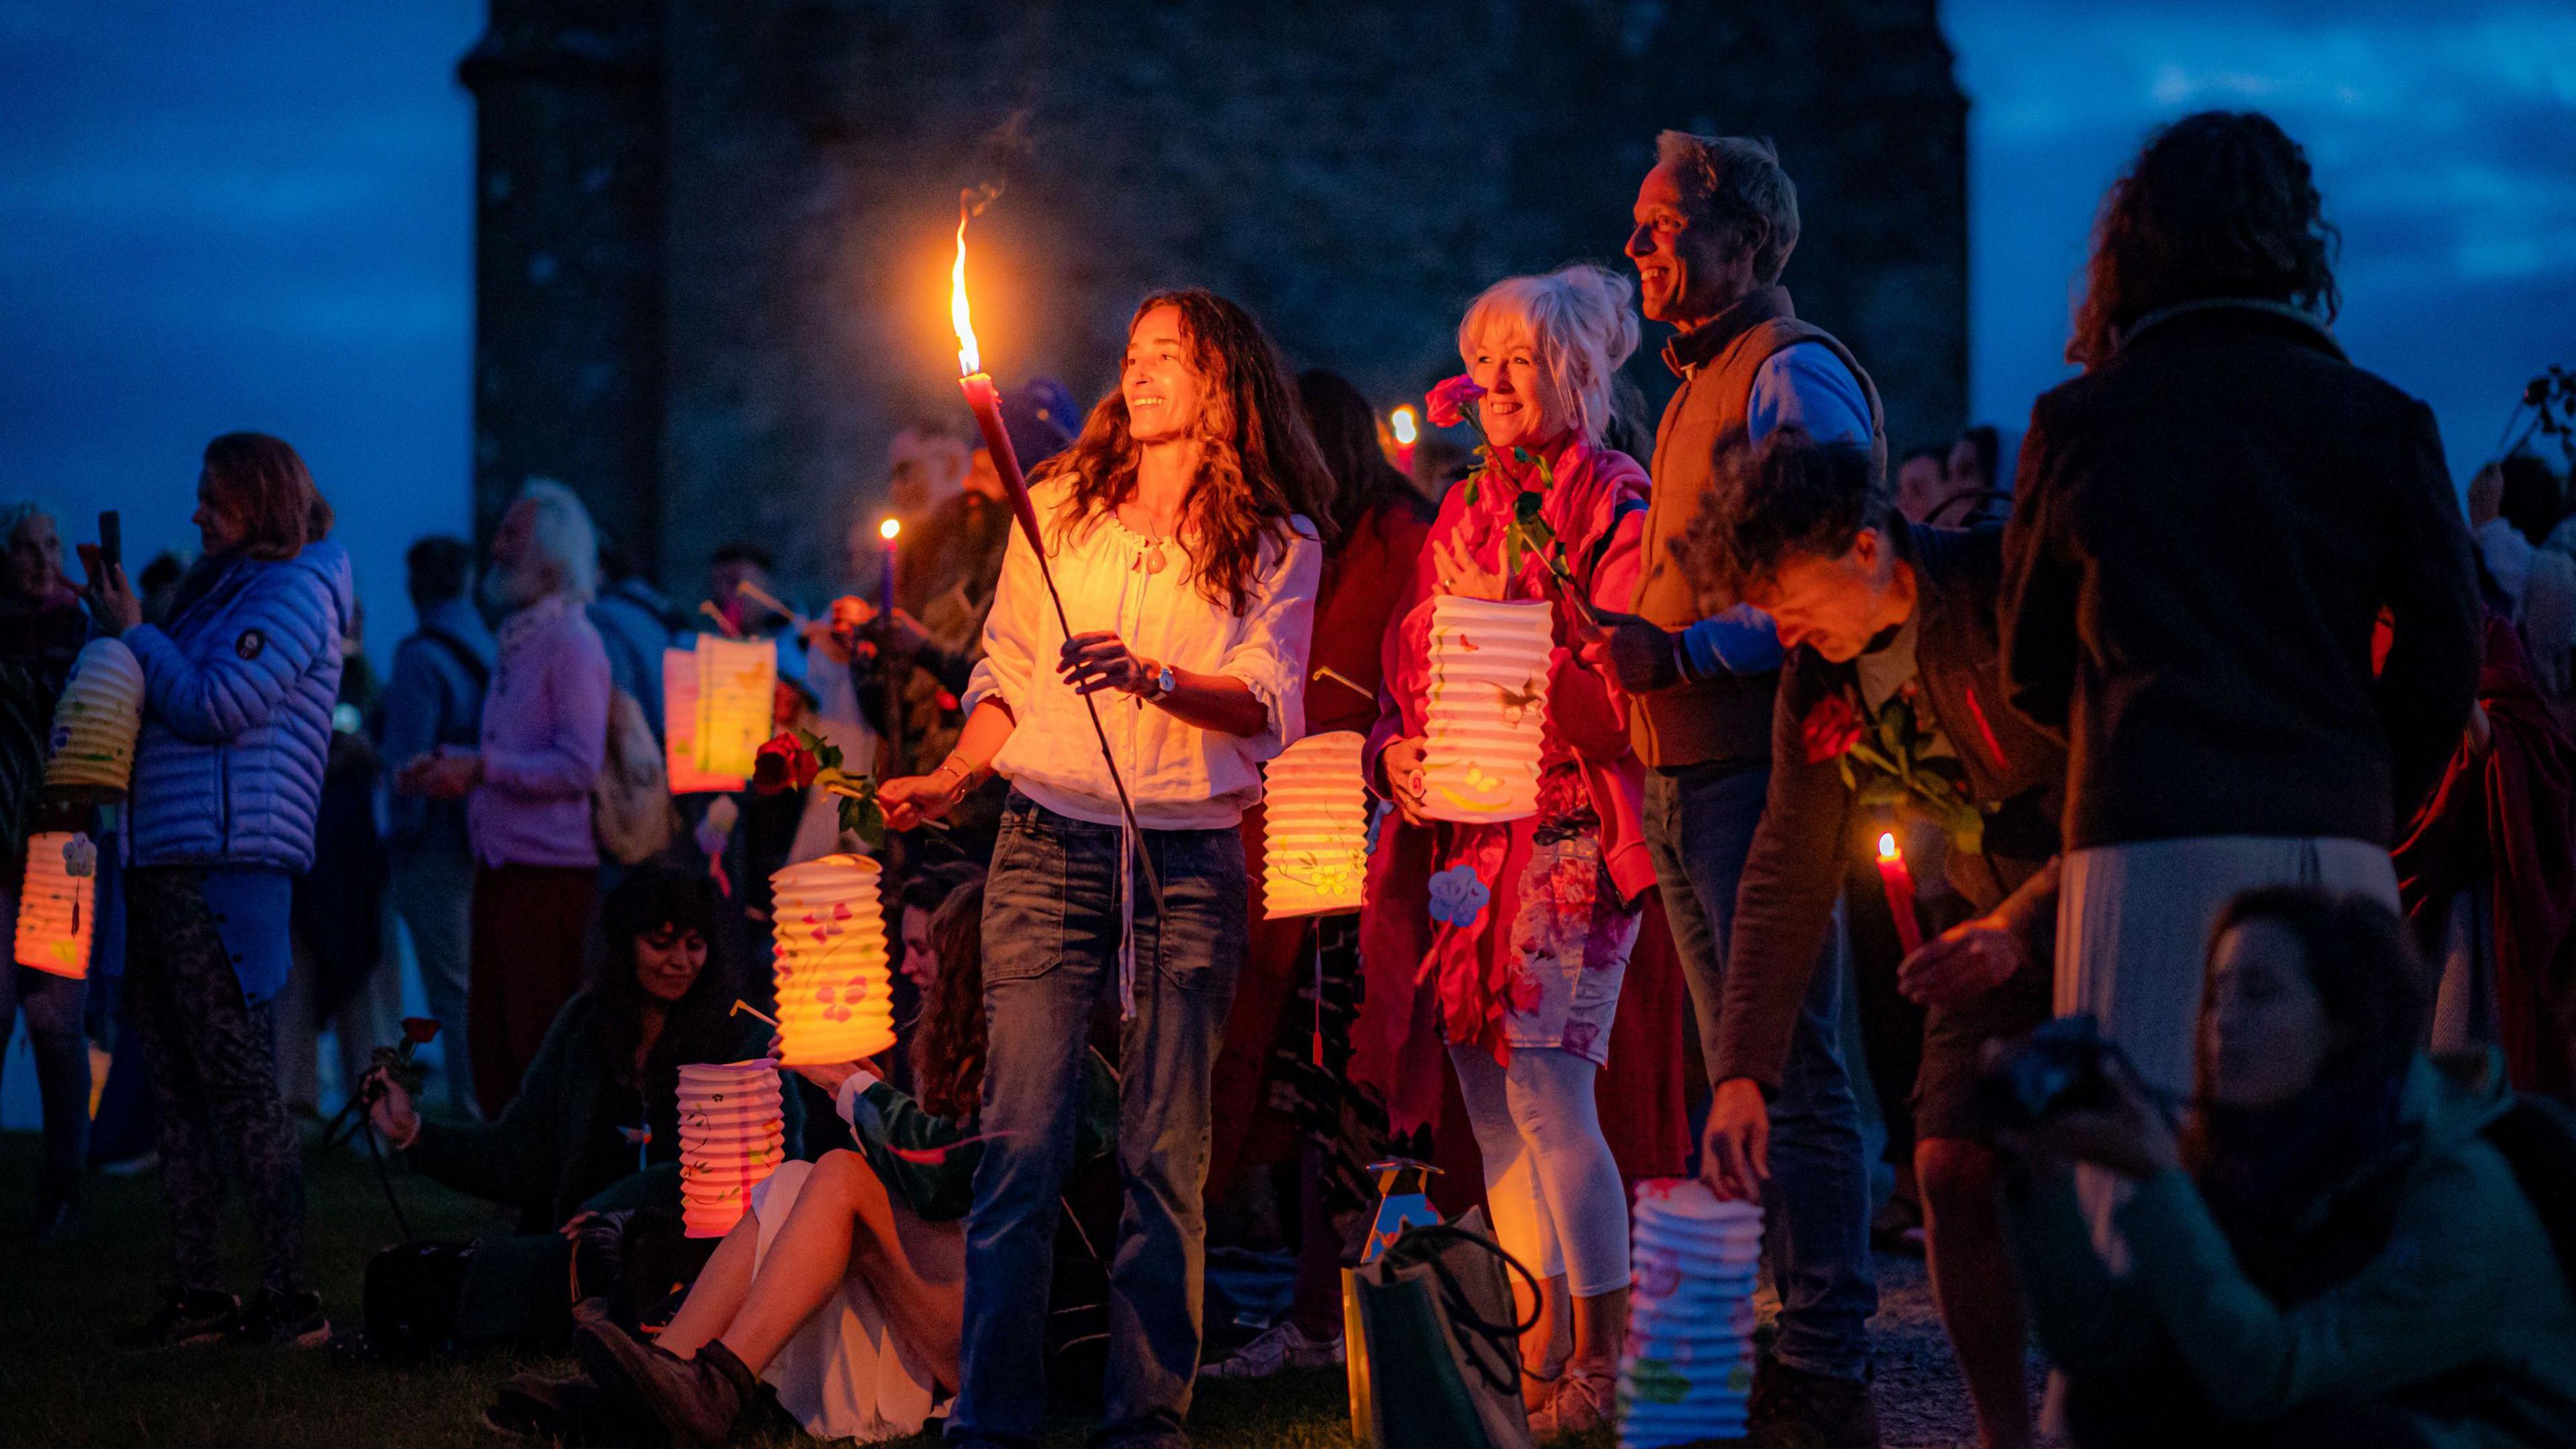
[{"xmin": 1980, "ymin": 1014, "xmax": 2123, "ymax": 1124}]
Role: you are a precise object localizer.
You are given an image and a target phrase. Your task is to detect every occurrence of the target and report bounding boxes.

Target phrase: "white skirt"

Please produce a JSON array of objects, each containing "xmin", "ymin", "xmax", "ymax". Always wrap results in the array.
[
  {"xmin": 747, "ymin": 1159, "xmax": 943, "ymax": 1442},
  {"xmin": 2055, "ymin": 833, "xmax": 2399, "ymax": 1097}
]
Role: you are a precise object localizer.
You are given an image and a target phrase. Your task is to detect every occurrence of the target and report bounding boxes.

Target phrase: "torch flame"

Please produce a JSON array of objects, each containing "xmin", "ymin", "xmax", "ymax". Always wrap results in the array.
[
  {"xmin": 879, "ymin": 517, "xmax": 901, "ymax": 541},
  {"xmin": 1391, "ymin": 407, "xmax": 1418, "ymax": 446},
  {"xmin": 1876, "ymin": 831, "xmax": 1900, "ymax": 863},
  {"xmin": 950, "ymin": 210, "xmax": 981, "ymax": 378}
]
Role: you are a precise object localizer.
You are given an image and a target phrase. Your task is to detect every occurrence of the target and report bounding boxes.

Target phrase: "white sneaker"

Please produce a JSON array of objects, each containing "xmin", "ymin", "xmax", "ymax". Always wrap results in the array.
[{"xmin": 1203, "ymin": 1320, "xmax": 1345, "ymax": 1379}]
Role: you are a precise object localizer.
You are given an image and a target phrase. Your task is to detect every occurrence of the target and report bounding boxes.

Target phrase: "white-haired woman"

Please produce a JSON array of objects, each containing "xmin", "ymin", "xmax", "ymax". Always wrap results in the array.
[
  {"xmin": 397, "ymin": 478, "xmax": 612, "ymax": 1116},
  {"xmin": 1364, "ymin": 264, "xmax": 1653, "ymax": 1434}
]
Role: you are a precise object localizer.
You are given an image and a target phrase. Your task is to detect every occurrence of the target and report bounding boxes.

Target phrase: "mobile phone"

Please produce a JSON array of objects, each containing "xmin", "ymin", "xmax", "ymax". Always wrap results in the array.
[{"xmin": 97, "ymin": 511, "xmax": 121, "ymax": 569}]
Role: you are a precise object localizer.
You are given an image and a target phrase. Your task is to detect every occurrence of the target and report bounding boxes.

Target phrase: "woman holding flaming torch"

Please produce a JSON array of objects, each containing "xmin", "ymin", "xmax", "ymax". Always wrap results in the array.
[{"xmin": 875, "ymin": 286, "xmax": 1328, "ymax": 1446}]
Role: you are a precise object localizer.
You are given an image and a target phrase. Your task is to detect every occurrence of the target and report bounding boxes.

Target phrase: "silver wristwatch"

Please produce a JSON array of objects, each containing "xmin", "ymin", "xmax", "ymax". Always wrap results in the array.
[{"xmin": 1153, "ymin": 661, "xmax": 1177, "ymax": 700}]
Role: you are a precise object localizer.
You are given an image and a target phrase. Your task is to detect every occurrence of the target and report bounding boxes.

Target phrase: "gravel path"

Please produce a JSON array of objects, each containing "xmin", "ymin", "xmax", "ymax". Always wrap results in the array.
[{"xmin": 1767, "ymin": 1250, "xmax": 2056, "ymax": 1449}]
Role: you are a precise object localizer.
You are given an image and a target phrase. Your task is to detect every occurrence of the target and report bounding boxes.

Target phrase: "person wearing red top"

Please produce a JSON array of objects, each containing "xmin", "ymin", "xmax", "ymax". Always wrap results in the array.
[
  {"xmin": 1363, "ymin": 264, "xmax": 1652, "ymax": 1436},
  {"xmin": 1203, "ymin": 370, "xmax": 1432, "ymax": 1381}
]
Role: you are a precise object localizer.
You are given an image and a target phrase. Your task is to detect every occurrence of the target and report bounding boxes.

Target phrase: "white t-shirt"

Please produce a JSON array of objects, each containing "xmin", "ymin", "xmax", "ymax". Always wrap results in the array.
[{"xmin": 962, "ymin": 476, "xmax": 1323, "ymax": 830}]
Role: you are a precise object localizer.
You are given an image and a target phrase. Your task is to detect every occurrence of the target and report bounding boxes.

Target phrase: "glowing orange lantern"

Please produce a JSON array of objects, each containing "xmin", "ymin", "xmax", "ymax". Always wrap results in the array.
[
  {"xmin": 693, "ymin": 636, "xmax": 777, "ymax": 780},
  {"xmin": 676, "ymin": 1059, "xmax": 786, "ymax": 1238},
  {"xmin": 768, "ymin": 854, "xmax": 896, "ymax": 1065},
  {"xmin": 1419, "ymin": 597, "xmax": 1552, "ymax": 822},
  {"xmin": 44, "ymin": 639, "xmax": 144, "ymax": 796},
  {"xmin": 663, "ymin": 647, "xmax": 747, "ymax": 794},
  {"xmin": 15, "ymin": 832, "xmax": 96, "ymax": 979},
  {"xmin": 1263, "ymin": 731, "xmax": 1367, "ymax": 918}
]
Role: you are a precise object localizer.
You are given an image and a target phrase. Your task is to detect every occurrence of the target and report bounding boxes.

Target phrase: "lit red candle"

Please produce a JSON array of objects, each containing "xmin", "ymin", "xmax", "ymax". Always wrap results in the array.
[
  {"xmin": 1875, "ymin": 830, "xmax": 1923, "ymax": 955},
  {"xmin": 1389, "ymin": 405, "xmax": 1419, "ymax": 473},
  {"xmin": 877, "ymin": 517, "xmax": 900, "ymax": 616}
]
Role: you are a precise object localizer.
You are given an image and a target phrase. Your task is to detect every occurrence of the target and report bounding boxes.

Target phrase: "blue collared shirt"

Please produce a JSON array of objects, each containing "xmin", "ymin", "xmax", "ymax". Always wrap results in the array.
[{"xmin": 1677, "ymin": 342, "xmax": 1874, "ymax": 677}]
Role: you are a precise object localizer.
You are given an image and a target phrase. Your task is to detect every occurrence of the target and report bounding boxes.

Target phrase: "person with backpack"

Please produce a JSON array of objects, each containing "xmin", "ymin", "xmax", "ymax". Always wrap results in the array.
[
  {"xmin": 396, "ymin": 481, "xmax": 611, "ymax": 1118},
  {"xmin": 380, "ymin": 535, "xmax": 494, "ymax": 1119},
  {"xmin": 2002, "ymin": 887, "xmax": 2576, "ymax": 1449}
]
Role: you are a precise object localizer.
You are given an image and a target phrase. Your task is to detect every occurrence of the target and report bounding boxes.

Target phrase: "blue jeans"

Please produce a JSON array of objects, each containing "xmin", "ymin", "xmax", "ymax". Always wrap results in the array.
[
  {"xmin": 1644, "ymin": 762, "xmax": 1876, "ymax": 1382},
  {"xmin": 950, "ymin": 794, "xmax": 1246, "ymax": 1449},
  {"xmin": 3, "ymin": 881, "xmax": 92, "ymax": 1211}
]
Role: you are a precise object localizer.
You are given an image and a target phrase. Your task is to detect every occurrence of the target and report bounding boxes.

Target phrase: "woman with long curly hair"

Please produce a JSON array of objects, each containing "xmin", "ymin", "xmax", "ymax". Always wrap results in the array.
[
  {"xmin": 1999, "ymin": 111, "xmax": 2481, "ymax": 1246},
  {"xmin": 863, "ymin": 287, "xmax": 1326, "ymax": 1446},
  {"xmin": 559, "ymin": 877, "xmax": 1119, "ymax": 1446}
]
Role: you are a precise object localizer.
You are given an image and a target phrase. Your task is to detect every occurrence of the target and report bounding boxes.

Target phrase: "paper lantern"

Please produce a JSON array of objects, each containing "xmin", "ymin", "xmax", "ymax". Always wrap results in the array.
[
  {"xmin": 15, "ymin": 833, "xmax": 97, "ymax": 979},
  {"xmin": 1618, "ymin": 1179, "xmax": 1762, "ymax": 1448},
  {"xmin": 767, "ymin": 854, "xmax": 896, "ymax": 1065},
  {"xmin": 693, "ymin": 636, "xmax": 777, "ymax": 780},
  {"xmin": 44, "ymin": 638, "xmax": 144, "ymax": 796},
  {"xmin": 1418, "ymin": 596, "xmax": 1552, "ymax": 822},
  {"xmin": 676, "ymin": 1059, "xmax": 786, "ymax": 1238},
  {"xmin": 663, "ymin": 647, "xmax": 747, "ymax": 794},
  {"xmin": 1263, "ymin": 730, "xmax": 1366, "ymax": 918}
]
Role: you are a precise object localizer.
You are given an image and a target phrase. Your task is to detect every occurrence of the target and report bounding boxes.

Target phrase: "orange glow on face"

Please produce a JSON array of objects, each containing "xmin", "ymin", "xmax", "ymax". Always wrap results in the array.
[
  {"xmin": 879, "ymin": 517, "xmax": 901, "ymax": 541},
  {"xmin": 1391, "ymin": 407, "xmax": 1419, "ymax": 446},
  {"xmin": 1876, "ymin": 831, "xmax": 1900, "ymax": 863},
  {"xmin": 950, "ymin": 212, "xmax": 981, "ymax": 377}
]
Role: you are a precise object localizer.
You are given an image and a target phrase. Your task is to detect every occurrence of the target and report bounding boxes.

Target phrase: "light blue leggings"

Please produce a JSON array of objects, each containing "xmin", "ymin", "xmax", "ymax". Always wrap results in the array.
[{"xmin": 1447, "ymin": 1043, "xmax": 1630, "ymax": 1298}]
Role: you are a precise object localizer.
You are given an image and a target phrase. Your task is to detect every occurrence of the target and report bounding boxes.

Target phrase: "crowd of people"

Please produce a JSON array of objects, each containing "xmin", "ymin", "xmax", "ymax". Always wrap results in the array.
[{"xmin": 8, "ymin": 106, "xmax": 2576, "ymax": 1449}]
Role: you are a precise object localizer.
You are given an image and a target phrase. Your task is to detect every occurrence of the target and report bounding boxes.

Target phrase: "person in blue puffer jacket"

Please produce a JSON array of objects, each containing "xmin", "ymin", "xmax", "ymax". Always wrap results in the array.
[{"xmin": 78, "ymin": 433, "xmax": 353, "ymax": 1351}]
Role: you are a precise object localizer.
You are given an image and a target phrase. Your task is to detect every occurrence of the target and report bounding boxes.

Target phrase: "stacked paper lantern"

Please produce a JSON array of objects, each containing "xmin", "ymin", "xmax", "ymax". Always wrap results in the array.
[
  {"xmin": 676, "ymin": 1060, "xmax": 786, "ymax": 1238},
  {"xmin": 44, "ymin": 638, "xmax": 145, "ymax": 796},
  {"xmin": 694, "ymin": 636, "xmax": 777, "ymax": 781},
  {"xmin": 1262, "ymin": 730, "xmax": 1367, "ymax": 918},
  {"xmin": 768, "ymin": 854, "xmax": 896, "ymax": 1066},
  {"xmin": 1418, "ymin": 596, "xmax": 1552, "ymax": 823},
  {"xmin": 662, "ymin": 647, "xmax": 747, "ymax": 793},
  {"xmin": 15, "ymin": 832, "xmax": 96, "ymax": 979},
  {"xmin": 1618, "ymin": 1179, "xmax": 1763, "ymax": 1447}
]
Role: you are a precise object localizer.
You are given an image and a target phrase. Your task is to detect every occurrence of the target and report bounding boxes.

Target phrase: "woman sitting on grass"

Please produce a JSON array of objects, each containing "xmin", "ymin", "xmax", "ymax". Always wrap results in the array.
[
  {"xmin": 369, "ymin": 866, "xmax": 773, "ymax": 1232},
  {"xmin": 549, "ymin": 877, "xmax": 1118, "ymax": 1447}
]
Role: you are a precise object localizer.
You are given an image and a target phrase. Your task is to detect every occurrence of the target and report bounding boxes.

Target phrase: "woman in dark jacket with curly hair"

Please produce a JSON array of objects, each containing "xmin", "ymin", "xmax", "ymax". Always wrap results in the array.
[{"xmin": 1999, "ymin": 111, "xmax": 2482, "ymax": 1179}]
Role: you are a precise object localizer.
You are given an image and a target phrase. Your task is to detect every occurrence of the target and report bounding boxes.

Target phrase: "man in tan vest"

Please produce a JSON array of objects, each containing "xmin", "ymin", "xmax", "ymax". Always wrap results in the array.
[{"xmin": 1594, "ymin": 131, "xmax": 1886, "ymax": 1449}]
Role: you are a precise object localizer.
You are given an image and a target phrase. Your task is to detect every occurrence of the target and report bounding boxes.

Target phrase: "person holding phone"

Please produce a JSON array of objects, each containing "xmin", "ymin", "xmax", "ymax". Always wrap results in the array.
[{"xmin": 82, "ymin": 433, "xmax": 352, "ymax": 1350}]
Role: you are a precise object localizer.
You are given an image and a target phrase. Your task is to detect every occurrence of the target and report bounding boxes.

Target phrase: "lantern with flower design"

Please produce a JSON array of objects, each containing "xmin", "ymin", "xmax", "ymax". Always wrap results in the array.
[
  {"xmin": 676, "ymin": 1059, "xmax": 786, "ymax": 1238},
  {"xmin": 15, "ymin": 832, "xmax": 97, "ymax": 979},
  {"xmin": 1418, "ymin": 596, "xmax": 1552, "ymax": 822},
  {"xmin": 44, "ymin": 638, "xmax": 144, "ymax": 797},
  {"xmin": 693, "ymin": 636, "xmax": 777, "ymax": 781},
  {"xmin": 1262, "ymin": 731, "xmax": 1367, "ymax": 918},
  {"xmin": 767, "ymin": 854, "xmax": 896, "ymax": 1065}
]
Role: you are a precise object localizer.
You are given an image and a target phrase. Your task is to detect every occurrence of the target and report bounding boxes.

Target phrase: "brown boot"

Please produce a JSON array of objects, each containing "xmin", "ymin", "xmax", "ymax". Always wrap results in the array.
[{"xmin": 576, "ymin": 1322, "xmax": 758, "ymax": 1449}]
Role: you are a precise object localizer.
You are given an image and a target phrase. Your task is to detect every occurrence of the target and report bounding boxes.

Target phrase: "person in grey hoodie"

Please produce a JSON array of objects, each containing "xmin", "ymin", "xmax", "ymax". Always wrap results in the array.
[{"xmin": 82, "ymin": 433, "xmax": 354, "ymax": 1350}]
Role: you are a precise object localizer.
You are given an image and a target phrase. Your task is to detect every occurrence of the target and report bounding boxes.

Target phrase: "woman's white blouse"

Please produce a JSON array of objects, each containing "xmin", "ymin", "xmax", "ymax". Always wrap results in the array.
[{"xmin": 963, "ymin": 478, "xmax": 1323, "ymax": 830}]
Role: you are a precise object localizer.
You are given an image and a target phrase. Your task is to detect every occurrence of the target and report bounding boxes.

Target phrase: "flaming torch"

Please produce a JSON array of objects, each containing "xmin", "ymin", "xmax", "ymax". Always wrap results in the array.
[
  {"xmin": 1874, "ymin": 830, "xmax": 1924, "ymax": 955},
  {"xmin": 949, "ymin": 195, "xmax": 1160, "ymax": 918}
]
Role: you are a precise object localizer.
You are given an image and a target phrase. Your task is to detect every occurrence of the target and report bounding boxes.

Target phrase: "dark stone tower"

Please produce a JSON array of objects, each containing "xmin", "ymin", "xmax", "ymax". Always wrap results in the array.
[{"xmin": 464, "ymin": 0, "xmax": 1968, "ymax": 601}]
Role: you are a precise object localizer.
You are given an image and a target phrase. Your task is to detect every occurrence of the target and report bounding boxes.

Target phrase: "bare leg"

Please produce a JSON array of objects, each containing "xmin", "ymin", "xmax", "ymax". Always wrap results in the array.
[
  {"xmin": 1568, "ymin": 1283, "xmax": 1628, "ymax": 1376},
  {"xmin": 1919, "ymin": 1137, "xmax": 2031, "ymax": 1449},
  {"xmin": 717, "ymin": 1149, "xmax": 967, "ymax": 1391},
  {"xmin": 655, "ymin": 1210, "xmax": 763, "ymax": 1357},
  {"xmin": 1519, "ymin": 1273, "xmax": 1572, "ymax": 1410}
]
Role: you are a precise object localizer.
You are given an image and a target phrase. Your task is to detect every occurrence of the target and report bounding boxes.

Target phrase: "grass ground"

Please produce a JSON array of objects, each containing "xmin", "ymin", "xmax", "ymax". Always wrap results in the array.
[{"xmin": 0, "ymin": 1132, "xmax": 1621, "ymax": 1448}]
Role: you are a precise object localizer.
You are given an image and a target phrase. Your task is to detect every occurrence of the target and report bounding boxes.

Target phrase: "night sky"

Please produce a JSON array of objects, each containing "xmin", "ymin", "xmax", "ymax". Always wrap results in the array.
[{"xmin": 2, "ymin": 0, "xmax": 2571, "ymax": 676}]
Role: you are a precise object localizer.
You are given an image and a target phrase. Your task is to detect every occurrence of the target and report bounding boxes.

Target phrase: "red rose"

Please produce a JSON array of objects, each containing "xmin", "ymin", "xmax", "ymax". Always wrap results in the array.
[
  {"xmin": 1801, "ymin": 692, "xmax": 1864, "ymax": 764},
  {"xmin": 401, "ymin": 1017, "xmax": 441, "ymax": 1046},
  {"xmin": 1426, "ymin": 374, "xmax": 1487, "ymax": 429},
  {"xmin": 752, "ymin": 733, "xmax": 822, "ymax": 794}
]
